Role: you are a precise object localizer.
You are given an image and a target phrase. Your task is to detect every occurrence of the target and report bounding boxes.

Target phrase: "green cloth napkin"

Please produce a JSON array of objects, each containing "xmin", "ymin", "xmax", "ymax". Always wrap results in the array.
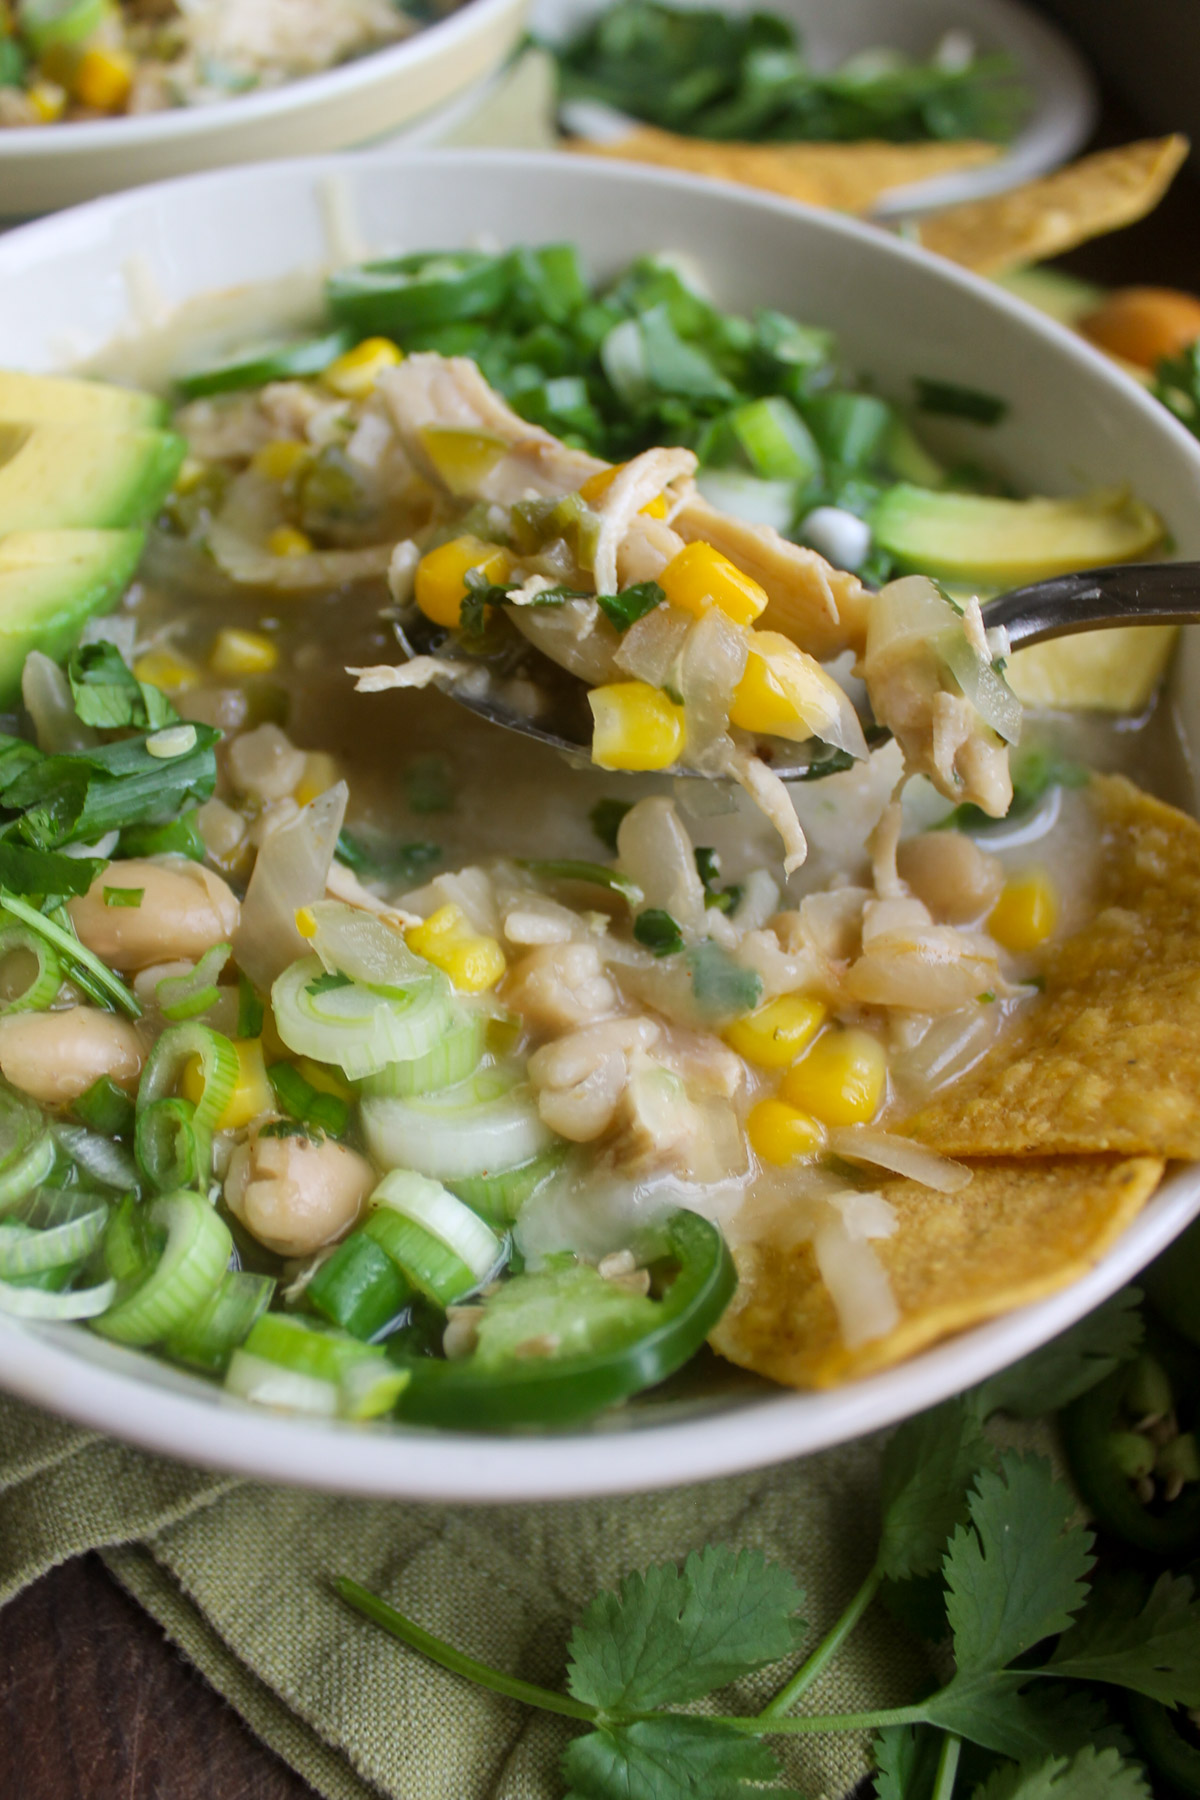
[{"xmin": 0, "ymin": 1387, "xmax": 939, "ymax": 1800}]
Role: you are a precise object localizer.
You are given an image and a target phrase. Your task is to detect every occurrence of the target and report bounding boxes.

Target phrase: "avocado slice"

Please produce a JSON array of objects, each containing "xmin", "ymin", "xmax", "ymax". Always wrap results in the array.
[
  {"xmin": 0, "ymin": 528, "xmax": 145, "ymax": 704},
  {"xmin": 871, "ymin": 484, "xmax": 1164, "ymax": 586},
  {"xmin": 995, "ymin": 267, "xmax": 1106, "ymax": 329},
  {"xmin": 0, "ymin": 420, "xmax": 185, "ymax": 534},
  {"xmin": 0, "ymin": 370, "xmax": 167, "ymax": 429}
]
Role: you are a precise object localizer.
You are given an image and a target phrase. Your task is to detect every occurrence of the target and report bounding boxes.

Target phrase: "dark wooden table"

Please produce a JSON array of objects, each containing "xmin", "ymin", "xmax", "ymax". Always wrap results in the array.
[{"xmin": 4, "ymin": 72, "xmax": 1200, "ymax": 1800}]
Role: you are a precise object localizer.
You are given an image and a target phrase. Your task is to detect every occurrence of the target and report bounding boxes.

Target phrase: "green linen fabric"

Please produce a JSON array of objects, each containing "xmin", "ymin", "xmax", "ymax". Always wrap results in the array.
[{"xmin": 0, "ymin": 1388, "xmax": 934, "ymax": 1800}]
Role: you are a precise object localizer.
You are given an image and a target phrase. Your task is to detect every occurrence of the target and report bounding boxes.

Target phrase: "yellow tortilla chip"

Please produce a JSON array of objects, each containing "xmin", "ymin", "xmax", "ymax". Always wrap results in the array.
[
  {"xmin": 917, "ymin": 136, "xmax": 1189, "ymax": 276},
  {"xmin": 711, "ymin": 1155, "xmax": 1163, "ymax": 1388},
  {"xmin": 906, "ymin": 776, "xmax": 1200, "ymax": 1158},
  {"xmin": 569, "ymin": 127, "xmax": 999, "ymax": 215}
]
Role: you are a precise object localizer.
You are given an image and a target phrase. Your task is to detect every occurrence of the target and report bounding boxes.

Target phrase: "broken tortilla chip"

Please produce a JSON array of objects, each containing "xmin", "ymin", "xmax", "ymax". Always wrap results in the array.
[
  {"xmin": 916, "ymin": 136, "xmax": 1189, "ymax": 276},
  {"xmin": 906, "ymin": 775, "xmax": 1200, "ymax": 1159},
  {"xmin": 711, "ymin": 1154, "xmax": 1163, "ymax": 1388},
  {"xmin": 569, "ymin": 127, "xmax": 1000, "ymax": 215}
]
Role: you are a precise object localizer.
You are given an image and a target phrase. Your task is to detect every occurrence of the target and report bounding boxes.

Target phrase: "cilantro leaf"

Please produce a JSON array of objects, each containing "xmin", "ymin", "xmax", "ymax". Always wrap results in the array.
[
  {"xmin": 566, "ymin": 1546, "xmax": 805, "ymax": 1713},
  {"xmin": 590, "ymin": 797, "xmax": 633, "ymax": 853},
  {"xmin": 877, "ymin": 1398, "xmax": 995, "ymax": 1582},
  {"xmin": 872, "ymin": 1723, "xmax": 942, "ymax": 1800},
  {"xmin": 306, "ymin": 971, "xmax": 353, "ymax": 997},
  {"xmin": 969, "ymin": 1747, "xmax": 1150, "ymax": 1800},
  {"xmin": 1047, "ymin": 1570, "xmax": 1200, "ymax": 1706},
  {"xmin": 969, "ymin": 1288, "xmax": 1143, "ymax": 1420},
  {"xmin": 562, "ymin": 1717, "xmax": 798, "ymax": 1800},
  {"xmin": 944, "ymin": 1454, "xmax": 1094, "ymax": 1678},
  {"xmin": 0, "ymin": 841, "xmax": 103, "ymax": 899},
  {"xmin": 595, "ymin": 580, "xmax": 664, "ymax": 634},
  {"xmin": 633, "ymin": 909, "xmax": 684, "ymax": 956},
  {"xmin": 923, "ymin": 1677, "xmax": 1116, "ymax": 1762},
  {"xmin": 67, "ymin": 641, "xmax": 177, "ymax": 732}
]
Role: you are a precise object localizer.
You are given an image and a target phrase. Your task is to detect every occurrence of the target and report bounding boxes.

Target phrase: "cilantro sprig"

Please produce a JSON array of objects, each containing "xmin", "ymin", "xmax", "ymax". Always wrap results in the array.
[{"xmin": 336, "ymin": 1289, "xmax": 1191, "ymax": 1799}]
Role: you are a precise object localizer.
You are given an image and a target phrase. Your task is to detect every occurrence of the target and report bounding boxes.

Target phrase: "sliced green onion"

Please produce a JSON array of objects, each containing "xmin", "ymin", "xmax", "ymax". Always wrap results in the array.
[
  {"xmin": 369, "ymin": 1168, "xmax": 502, "ymax": 1294},
  {"xmin": 156, "ymin": 942, "xmax": 231, "ymax": 1024},
  {"xmin": 447, "ymin": 1143, "xmax": 568, "ymax": 1227},
  {"xmin": 138, "ymin": 1023, "xmax": 238, "ymax": 1132},
  {"xmin": 0, "ymin": 1127, "xmax": 55, "ymax": 1216},
  {"xmin": 53, "ymin": 1120, "xmax": 139, "ymax": 1193},
  {"xmin": 92, "ymin": 1190, "xmax": 232, "ymax": 1347},
  {"xmin": 271, "ymin": 955, "xmax": 452, "ymax": 1081},
  {"xmin": 237, "ymin": 975, "xmax": 264, "ymax": 1041},
  {"xmin": 135, "ymin": 1098, "xmax": 204, "ymax": 1194},
  {"xmin": 0, "ymin": 1273, "xmax": 117, "ymax": 1319},
  {"xmin": 306, "ymin": 901, "xmax": 431, "ymax": 997},
  {"xmin": 0, "ymin": 895, "xmax": 139, "ymax": 1019},
  {"xmin": 224, "ymin": 1352, "xmax": 341, "ymax": 1416},
  {"xmin": 936, "ymin": 629, "xmax": 1023, "ymax": 745},
  {"xmin": 0, "ymin": 923, "xmax": 62, "ymax": 1015},
  {"xmin": 72, "ymin": 1074, "xmax": 136, "ymax": 1138},
  {"xmin": 225, "ymin": 1312, "xmax": 409, "ymax": 1419},
  {"xmin": 355, "ymin": 1005, "xmax": 485, "ymax": 1099},
  {"xmin": 802, "ymin": 392, "xmax": 892, "ymax": 471},
  {"xmin": 0, "ymin": 1204, "xmax": 107, "ymax": 1278},
  {"xmin": 175, "ymin": 328, "xmax": 355, "ymax": 401},
  {"xmin": 515, "ymin": 859, "xmax": 642, "ymax": 904},
  {"xmin": 267, "ymin": 1062, "xmax": 349, "ymax": 1138},
  {"xmin": 360, "ymin": 1065, "xmax": 553, "ymax": 1183},
  {"xmin": 164, "ymin": 1268, "xmax": 275, "ymax": 1373},
  {"xmin": 306, "ymin": 1230, "xmax": 411, "ymax": 1340},
  {"xmin": 103, "ymin": 1192, "xmax": 157, "ymax": 1285},
  {"xmin": 728, "ymin": 396, "xmax": 821, "ymax": 483}
]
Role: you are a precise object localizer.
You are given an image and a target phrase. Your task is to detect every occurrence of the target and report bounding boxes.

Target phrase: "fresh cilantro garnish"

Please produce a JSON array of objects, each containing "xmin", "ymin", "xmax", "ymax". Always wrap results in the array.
[
  {"xmin": 590, "ymin": 797, "xmax": 634, "ymax": 853},
  {"xmin": 335, "ymin": 827, "xmax": 442, "ymax": 886},
  {"xmin": 694, "ymin": 845, "xmax": 743, "ymax": 915},
  {"xmin": 940, "ymin": 746, "xmax": 1087, "ymax": 833},
  {"xmin": 595, "ymin": 580, "xmax": 664, "ymax": 634},
  {"xmin": 914, "ymin": 377, "xmax": 1009, "ymax": 426},
  {"xmin": 120, "ymin": 810, "xmax": 206, "ymax": 862},
  {"xmin": 1154, "ymin": 342, "xmax": 1200, "ymax": 441},
  {"xmin": 67, "ymin": 641, "xmax": 178, "ymax": 732},
  {"xmin": 1047, "ymin": 1570, "xmax": 1200, "ymax": 1705},
  {"xmin": 970, "ymin": 1287, "xmax": 1143, "ymax": 1420},
  {"xmin": 517, "ymin": 857, "xmax": 642, "ymax": 904},
  {"xmin": 562, "ymin": 1716, "xmax": 797, "ymax": 1800},
  {"xmin": 633, "ymin": 908, "xmax": 684, "ymax": 955},
  {"xmin": 971, "ymin": 1747, "xmax": 1150, "ymax": 1798},
  {"xmin": 877, "ymin": 1398, "xmax": 994, "ymax": 1581}
]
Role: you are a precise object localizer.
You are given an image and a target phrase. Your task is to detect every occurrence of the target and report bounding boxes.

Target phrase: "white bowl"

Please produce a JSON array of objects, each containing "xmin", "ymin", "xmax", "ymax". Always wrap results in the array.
[
  {"xmin": 533, "ymin": 0, "xmax": 1098, "ymax": 214},
  {"xmin": 0, "ymin": 0, "xmax": 528, "ymax": 219},
  {"xmin": 1, "ymin": 149, "xmax": 1198, "ymax": 1501}
]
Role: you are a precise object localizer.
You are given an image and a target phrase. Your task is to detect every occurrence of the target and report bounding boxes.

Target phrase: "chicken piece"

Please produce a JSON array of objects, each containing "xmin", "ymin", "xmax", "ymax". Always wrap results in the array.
[{"xmin": 506, "ymin": 942, "xmax": 618, "ymax": 1031}]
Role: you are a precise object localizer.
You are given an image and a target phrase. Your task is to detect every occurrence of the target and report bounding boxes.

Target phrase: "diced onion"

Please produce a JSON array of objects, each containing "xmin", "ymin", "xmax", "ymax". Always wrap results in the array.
[
  {"xmin": 813, "ymin": 1198, "xmax": 900, "ymax": 1350},
  {"xmin": 233, "ymin": 783, "xmax": 348, "ymax": 994},
  {"xmin": 307, "ymin": 901, "xmax": 430, "ymax": 997},
  {"xmin": 827, "ymin": 1127, "xmax": 972, "ymax": 1193}
]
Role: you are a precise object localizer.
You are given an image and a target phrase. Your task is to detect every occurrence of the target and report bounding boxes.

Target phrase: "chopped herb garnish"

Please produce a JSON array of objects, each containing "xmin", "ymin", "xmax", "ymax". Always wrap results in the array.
[
  {"xmin": 590, "ymin": 797, "xmax": 634, "ymax": 853},
  {"xmin": 335, "ymin": 828, "xmax": 442, "ymax": 886},
  {"xmin": 103, "ymin": 887, "xmax": 144, "ymax": 908},
  {"xmin": 405, "ymin": 754, "xmax": 454, "ymax": 816},
  {"xmin": 0, "ymin": 893, "xmax": 139, "ymax": 1018},
  {"xmin": 305, "ymin": 971, "xmax": 353, "ymax": 998},
  {"xmin": 914, "ymin": 376, "xmax": 1010, "ymax": 425},
  {"xmin": 977, "ymin": 990, "xmax": 996, "ymax": 1003},
  {"xmin": 634, "ymin": 908, "xmax": 685, "ymax": 956},
  {"xmin": 67, "ymin": 641, "xmax": 177, "ymax": 732},
  {"xmin": 0, "ymin": 841, "xmax": 103, "ymax": 900},
  {"xmin": 684, "ymin": 939, "xmax": 762, "ymax": 1017},
  {"xmin": 518, "ymin": 858, "xmax": 642, "ymax": 904},
  {"xmin": 237, "ymin": 975, "xmax": 265, "ymax": 1041},
  {"xmin": 120, "ymin": 810, "xmax": 206, "ymax": 862},
  {"xmin": 694, "ymin": 846, "xmax": 743, "ymax": 915},
  {"xmin": 257, "ymin": 1118, "xmax": 322, "ymax": 1143},
  {"xmin": 1154, "ymin": 342, "xmax": 1200, "ymax": 441},
  {"xmin": 595, "ymin": 580, "xmax": 664, "ymax": 634}
]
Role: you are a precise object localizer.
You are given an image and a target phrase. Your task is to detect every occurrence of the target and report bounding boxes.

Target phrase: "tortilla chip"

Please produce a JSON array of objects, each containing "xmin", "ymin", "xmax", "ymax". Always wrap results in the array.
[
  {"xmin": 906, "ymin": 776, "xmax": 1200, "ymax": 1158},
  {"xmin": 711, "ymin": 1154, "xmax": 1163, "ymax": 1387},
  {"xmin": 569, "ymin": 127, "xmax": 999, "ymax": 215},
  {"xmin": 917, "ymin": 136, "xmax": 1189, "ymax": 275}
]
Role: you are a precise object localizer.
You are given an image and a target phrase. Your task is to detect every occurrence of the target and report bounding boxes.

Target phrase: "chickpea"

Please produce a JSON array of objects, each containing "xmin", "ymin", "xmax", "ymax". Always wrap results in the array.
[
  {"xmin": 224, "ymin": 1123, "xmax": 373, "ymax": 1258},
  {"xmin": 67, "ymin": 859, "xmax": 240, "ymax": 972},
  {"xmin": 0, "ymin": 1007, "xmax": 143, "ymax": 1105},
  {"xmin": 227, "ymin": 723, "xmax": 306, "ymax": 802},
  {"xmin": 896, "ymin": 831, "xmax": 1004, "ymax": 925}
]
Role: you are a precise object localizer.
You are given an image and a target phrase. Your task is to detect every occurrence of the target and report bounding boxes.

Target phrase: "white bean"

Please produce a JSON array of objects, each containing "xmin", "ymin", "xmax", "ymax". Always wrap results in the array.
[
  {"xmin": 224, "ymin": 1126, "xmax": 373, "ymax": 1257},
  {"xmin": 68, "ymin": 859, "xmax": 240, "ymax": 972},
  {"xmin": 0, "ymin": 1007, "xmax": 143, "ymax": 1104}
]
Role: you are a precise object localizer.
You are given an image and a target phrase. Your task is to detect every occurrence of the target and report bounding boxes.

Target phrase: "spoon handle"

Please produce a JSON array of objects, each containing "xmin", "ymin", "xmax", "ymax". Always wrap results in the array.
[{"xmin": 982, "ymin": 562, "xmax": 1200, "ymax": 650}]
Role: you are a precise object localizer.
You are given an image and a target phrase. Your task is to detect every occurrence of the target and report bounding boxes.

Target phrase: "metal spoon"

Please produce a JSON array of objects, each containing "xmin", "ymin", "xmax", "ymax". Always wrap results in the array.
[{"xmin": 394, "ymin": 561, "xmax": 1200, "ymax": 779}]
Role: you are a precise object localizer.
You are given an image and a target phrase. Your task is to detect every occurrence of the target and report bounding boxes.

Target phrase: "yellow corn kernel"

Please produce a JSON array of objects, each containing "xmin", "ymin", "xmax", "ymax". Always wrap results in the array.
[
  {"xmin": 406, "ymin": 902, "xmax": 507, "ymax": 994},
  {"xmin": 414, "ymin": 535, "xmax": 512, "ymax": 630},
  {"xmin": 72, "ymin": 45, "xmax": 133, "ymax": 112},
  {"xmin": 659, "ymin": 540, "xmax": 768, "ymax": 627},
  {"xmin": 210, "ymin": 627, "xmax": 278, "ymax": 678},
  {"xmin": 747, "ymin": 1097, "xmax": 825, "ymax": 1165},
  {"xmin": 729, "ymin": 631, "xmax": 837, "ymax": 741},
  {"xmin": 294, "ymin": 906, "xmax": 317, "ymax": 939},
  {"xmin": 294, "ymin": 751, "xmax": 340, "ymax": 808},
  {"xmin": 28, "ymin": 80, "xmax": 66, "ymax": 122},
  {"xmin": 782, "ymin": 1028, "xmax": 887, "ymax": 1127},
  {"xmin": 268, "ymin": 525, "xmax": 313, "ymax": 559},
  {"xmin": 588, "ymin": 681, "xmax": 686, "ymax": 772},
  {"xmin": 295, "ymin": 1057, "xmax": 354, "ymax": 1104},
  {"xmin": 988, "ymin": 867, "xmax": 1058, "ymax": 952},
  {"xmin": 322, "ymin": 337, "xmax": 403, "ymax": 399},
  {"xmin": 419, "ymin": 427, "xmax": 508, "ymax": 496},
  {"xmin": 172, "ymin": 456, "xmax": 208, "ymax": 495},
  {"xmin": 578, "ymin": 464, "xmax": 669, "ymax": 519},
  {"xmin": 725, "ymin": 994, "xmax": 826, "ymax": 1070},
  {"xmin": 132, "ymin": 649, "xmax": 201, "ymax": 694},
  {"xmin": 182, "ymin": 1038, "xmax": 273, "ymax": 1132},
  {"xmin": 251, "ymin": 439, "xmax": 311, "ymax": 481}
]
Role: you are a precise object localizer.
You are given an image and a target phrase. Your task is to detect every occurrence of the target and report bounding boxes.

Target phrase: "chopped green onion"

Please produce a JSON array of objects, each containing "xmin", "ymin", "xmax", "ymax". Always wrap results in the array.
[
  {"xmin": 72, "ymin": 1074, "xmax": 136, "ymax": 1139},
  {"xmin": 146, "ymin": 725, "xmax": 198, "ymax": 760},
  {"xmin": 0, "ymin": 1273, "xmax": 117, "ymax": 1319},
  {"xmin": 589, "ymin": 797, "xmax": 633, "ymax": 853},
  {"xmin": 93, "ymin": 1190, "xmax": 232, "ymax": 1347},
  {"xmin": 306, "ymin": 1231, "xmax": 412, "ymax": 1340},
  {"xmin": 0, "ymin": 921, "xmax": 62, "ymax": 1014},
  {"xmin": 595, "ymin": 581, "xmax": 664, "ymax": 635},
  {"xmin": 103, "ymin": 886, "xmax": 144, "ymax": 908},
  {"xmin": 355, "ymin": 1004, "xmax": 485, "ymax": 1100},
  {"xmin": 516, "ymin": 858, "xmax": 642, "ymax": 904},
  {"xmin": 360, "ymin": 1066, "xmax": 554, "ymax": 1184},
  {"xmin": 728, "ymin": 396, "xmax": 821, "ymax": 483},
  {"xmin": 272, "ymin": 955, "xmax": 453, "ymax": 1082},
  {"xmin": 0, "ymin": 1084, "xmax": 55, "ymax": 1215},
  {"xmin": 135, "ymin": 1024, "xmax": 238, "ymax": 1191},
  {"xmin": 367, "ymin": 1169, "xmax": 503, "ymax": 1305},
  {"xmin": 633, "ymin": 909, "xmax": 684, "ymax": 956},
  {"xmin": 52, "ymin": 1120, "xmax": 139, "ymax": 1192},
  {"xmin": 447, "ymin": 1143, "xmax": 568, "ymax": 1227},
  {"xmin": 0, "ymin": 895, "xmax": 140, "ymax": 1018},
  {"xmin": 0, "ymin": 1204, "xmax": 107, "ymax": 1279},
  {"xmin": 683, "ymin": 940, "xmax": 763, "ymax": 1020},
  {"xmin": 267, "ymin": 1061, "xmax": 350, "ymax": 1137},
  {"xmin": 165, "ymin": 1268, "xmax": 275, "ymax": 1373},
  {"xmin": 237, "ymin": 974, "xmax": 264, "ymax": 1040},
  {"xmin": 155, "ymin": 942, "xmax": 231, "ymax": 1024},
  {"xmin": 226, "ymin": 1312, "xmax": 408, "ymax": 1419},
  {"xmin": 914, "ymin": 376, "xmax": 1009, "ymax": 425}
]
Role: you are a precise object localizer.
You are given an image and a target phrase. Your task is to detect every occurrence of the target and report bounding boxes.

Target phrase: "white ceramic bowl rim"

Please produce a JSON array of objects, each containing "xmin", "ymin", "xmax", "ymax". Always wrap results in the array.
[
  {"xmin": 0, "ymin": 0, "xmax": 520, "ymax": 155},
  {"xmin": 2, "ymin": 147, "xmax": 1199, "ymax": 1500}
]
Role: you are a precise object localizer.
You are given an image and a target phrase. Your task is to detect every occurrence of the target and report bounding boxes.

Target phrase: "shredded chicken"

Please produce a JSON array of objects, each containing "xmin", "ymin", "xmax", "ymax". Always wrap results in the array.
[
  {"xmin": 506, "ymin": 942, "xmax": 618, "ymax": 1031},
  {"xmin": 590, "ymin": 447, "xmax": 696, "ymax": 594},
  {"xmin": 528, "ymin": 1016, "xmax": 660, "ymax": 1141}
]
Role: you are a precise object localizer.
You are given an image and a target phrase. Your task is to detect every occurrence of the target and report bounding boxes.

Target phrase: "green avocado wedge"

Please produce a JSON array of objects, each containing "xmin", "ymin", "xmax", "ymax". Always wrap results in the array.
[
  {"xmin": 0, "ymin": 421, "xmax": 185, "ymax": 534},
  {"xmin": 0, "ymin": 528, "xmax": 145, "ymax": 704},
  {"xmin": 871, "ymin": 483, "xmax": 1165, "ymax": 587},
  {"xmin": 0, "ymin": 371, "xmax": 167, "ymax": 429}
]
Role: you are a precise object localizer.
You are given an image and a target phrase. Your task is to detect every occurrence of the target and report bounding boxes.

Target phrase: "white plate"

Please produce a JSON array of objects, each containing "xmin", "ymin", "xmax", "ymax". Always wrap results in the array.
[
  {"xmin": 534, "ymin": 0, "xmax": 1098, "ymax": 213},
  {"xmin": 0, "ymin": 0, "xmax": 528, "ymax": 219},
  {"xmin": 0, "ymin": 149, "xmax": 1197, "ymax": 1501}
]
